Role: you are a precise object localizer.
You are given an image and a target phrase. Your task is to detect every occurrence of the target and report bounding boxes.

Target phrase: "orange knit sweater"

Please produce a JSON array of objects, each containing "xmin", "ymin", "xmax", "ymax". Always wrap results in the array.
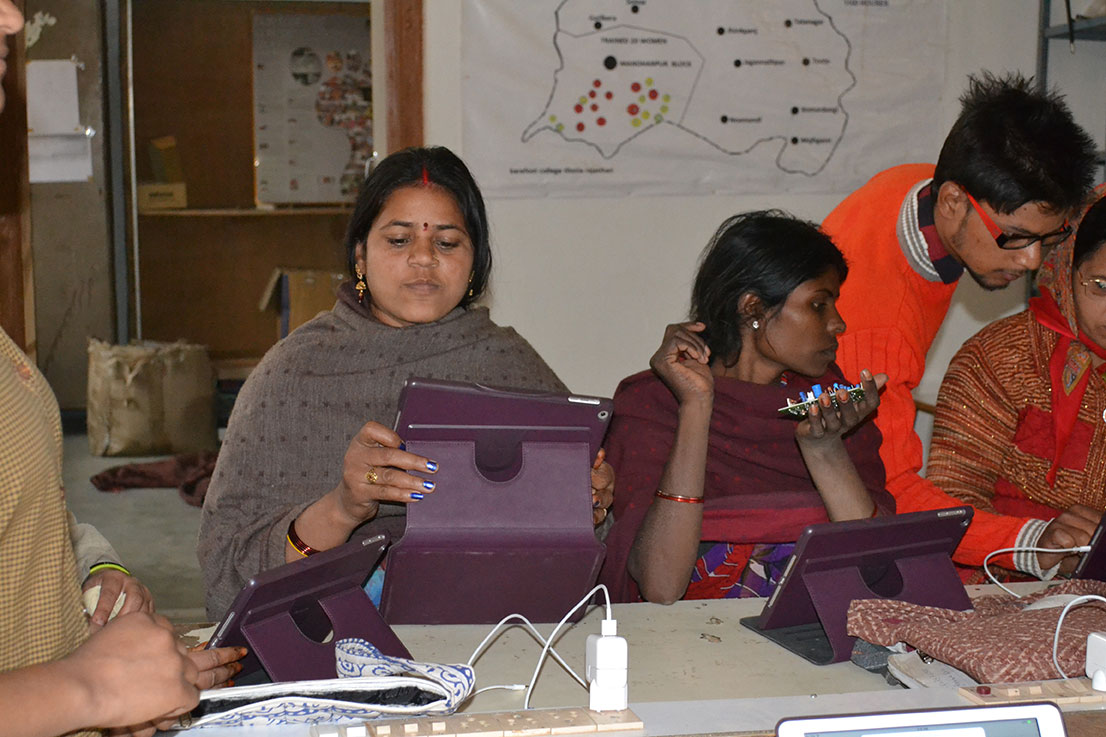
[{"xmin": 823, "ymin": 164, "xmax": 1030, "ymax": 568}]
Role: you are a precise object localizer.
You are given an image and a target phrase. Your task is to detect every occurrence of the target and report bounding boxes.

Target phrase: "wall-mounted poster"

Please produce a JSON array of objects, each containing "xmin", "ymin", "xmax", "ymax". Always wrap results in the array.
[{"xmin": 253, "ymin": 12, "xmax": 372, "ymax": 205}]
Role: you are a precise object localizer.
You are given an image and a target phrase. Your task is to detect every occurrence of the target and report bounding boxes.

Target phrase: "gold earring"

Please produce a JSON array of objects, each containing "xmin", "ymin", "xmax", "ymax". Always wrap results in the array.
[
  {"xmin": 355, "ymin": 267, "xmax": 368, "ymax": 303},
  {"xmin": 467, "ymin": 272, "xmax": 474, "ymax": 298}
]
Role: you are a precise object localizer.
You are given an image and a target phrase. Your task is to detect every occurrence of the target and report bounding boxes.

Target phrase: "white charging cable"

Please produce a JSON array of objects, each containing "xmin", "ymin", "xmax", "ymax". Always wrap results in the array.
[
  {"xmin": 982, "ymin": 545, "xmax": 1092, "ymax": 596},
  {"xmin": 523, "ymin": 584, "xmax": 613, "ymax": 709},
  {"xmin": 1051, "ymin": 594, "xmax": 1106, "ymax": 678},
  {"xmin": 467, "ymin": 613, "xmax": 588, "ymax": 690}
]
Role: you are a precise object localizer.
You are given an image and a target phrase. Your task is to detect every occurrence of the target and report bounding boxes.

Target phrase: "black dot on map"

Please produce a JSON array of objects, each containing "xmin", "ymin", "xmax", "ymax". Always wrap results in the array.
[
  {"xmin": 631, "ymin": 5, "xmax": 639, "ymax": 13},
  {"xmin": 717, "ymin": 27, "xmax": 724, "ymax": 35},
  {"xmin": 803, "ymin": 58, "xmax": 810, "ymax": 66},
  {"xmin": 594, "ymin": 21, "xmax": 602, "ymax": 30},
  {"xmin": 604, "ymin": 56, "xmax": 617, "ymax": 70},
  {"xmin": 791, "ymin": 136, "xmax": 799, "ymax": 144},
  {"xmin": 733, "ymin": 59, "xmax": 742, "ymax": 68},
  {"xmin": 720, "ymin": 115, "xmax": 728, "ymax": 123},
  {"xmin": 791, "ymin": 106, "xmax": 799, "ymax": 115},
  {"xmin": 785, "ymin": 19, "xmax": 793, "ymax": 28}
]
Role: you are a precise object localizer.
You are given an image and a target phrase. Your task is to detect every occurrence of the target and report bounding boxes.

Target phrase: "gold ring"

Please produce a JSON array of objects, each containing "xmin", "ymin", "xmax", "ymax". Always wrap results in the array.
[{"xmin": 365, "ymin": 468, "xmax": 379, "ymax": 485}]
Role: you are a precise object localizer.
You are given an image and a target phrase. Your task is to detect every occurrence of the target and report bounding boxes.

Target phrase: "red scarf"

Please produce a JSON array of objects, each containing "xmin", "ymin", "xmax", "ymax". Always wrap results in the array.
[{"xmin": 1029, "ymin": 289, "xmax": 1106, "ymax": 486}]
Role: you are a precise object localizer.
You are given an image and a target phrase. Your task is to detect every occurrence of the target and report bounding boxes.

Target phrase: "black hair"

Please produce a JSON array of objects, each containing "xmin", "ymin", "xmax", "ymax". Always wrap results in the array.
[
  {"xmin": 932, "ymin": 71, "xmax": 1097, "ymax": 214},
  {"xmin": 1074, "ymin": 197, "xmax": 1106, "ymax": 271},
  {"xmin": 343, "ymin": 146, "xmax": 491, "ymax": 307},
  {"xmin": 690, "ymin": 210, "xmax": 848, "ymax": 365}
]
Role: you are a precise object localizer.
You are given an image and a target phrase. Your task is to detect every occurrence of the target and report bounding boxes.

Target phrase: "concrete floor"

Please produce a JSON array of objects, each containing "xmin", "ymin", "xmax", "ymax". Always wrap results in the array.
[{"xmin": 62, "ymin": 433, "xmax": 207, "ymax": 623}]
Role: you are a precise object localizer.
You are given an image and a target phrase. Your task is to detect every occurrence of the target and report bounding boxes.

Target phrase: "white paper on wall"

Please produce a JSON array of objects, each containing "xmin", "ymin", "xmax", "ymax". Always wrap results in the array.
[
  {"xmin": 462, "ymin": 0, "xmax": 948, "ymax": 198},
  {"xmin": 26, "ymin": 59, "xmax": 92, "ymax": 183}
]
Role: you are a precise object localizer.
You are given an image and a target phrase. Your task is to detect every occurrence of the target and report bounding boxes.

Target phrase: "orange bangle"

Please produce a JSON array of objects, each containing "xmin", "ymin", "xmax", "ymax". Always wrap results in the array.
[
  {"xmin": 287, "ymin": 518, "xmax": 319, "ymax": 557},
  {"xmin": 654, "ymin": 489, "xmax": 705, "ymax": 504}
]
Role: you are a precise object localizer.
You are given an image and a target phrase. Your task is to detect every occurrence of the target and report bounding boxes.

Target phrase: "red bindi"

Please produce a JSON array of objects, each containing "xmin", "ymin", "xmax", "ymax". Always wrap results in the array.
[{"xmin": 422, "ymin": 222, "xmax": 428, "ymax": 230}]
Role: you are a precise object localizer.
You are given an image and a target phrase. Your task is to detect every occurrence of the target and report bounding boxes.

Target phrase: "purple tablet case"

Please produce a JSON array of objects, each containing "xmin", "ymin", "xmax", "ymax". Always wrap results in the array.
[
  {"xmin": 740, "ymin": 507, "xmax": 974, "ymax": 665},
  {"xmin": 392, "ymin": 377, "xmax": 613, "ymax": 471},
  {"xmin": 381, "ymin": 379, "xmax": 609, "ymax": 625},
  {"xmin": 208, "ymin": 534, "xmax": 410, "ymax": 682}
]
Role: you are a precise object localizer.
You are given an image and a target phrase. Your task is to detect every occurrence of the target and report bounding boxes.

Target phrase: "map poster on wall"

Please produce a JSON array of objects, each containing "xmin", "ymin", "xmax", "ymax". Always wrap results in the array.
[
  {"xmin": 253, "ymin": 12, "xmax": 372, "ymax": 205},
  {"xmin": 462, "ymin": 0, "xmax": 947, "ymax": 198}
]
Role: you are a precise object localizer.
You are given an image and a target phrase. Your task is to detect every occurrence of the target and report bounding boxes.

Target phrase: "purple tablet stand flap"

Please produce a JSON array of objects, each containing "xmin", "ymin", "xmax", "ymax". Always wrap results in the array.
[
  {"xmin": 801, "ymin": 552, "xmax": 970, "ymax": 664},
  {"xmin": 245, "ymin": 586, "xmax": 410, "ymax": 682},
  {"xmin": 381, "ymin": 440, "xmax": 605, "ymax": 625}
]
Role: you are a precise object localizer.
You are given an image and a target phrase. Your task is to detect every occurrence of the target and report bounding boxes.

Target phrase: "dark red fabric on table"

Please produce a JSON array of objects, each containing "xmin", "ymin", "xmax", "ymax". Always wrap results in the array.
[{"xmin": 598, "ymin": 365, "xmax": 892, "ymax": 602}]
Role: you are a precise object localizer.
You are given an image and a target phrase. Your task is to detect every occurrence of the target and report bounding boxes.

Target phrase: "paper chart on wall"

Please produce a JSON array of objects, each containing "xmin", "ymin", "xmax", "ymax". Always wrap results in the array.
[
  {"xmin": 462, "ymin": 0, "xmax": 947, "ymax": 198},
  {"xmin": 252, "ymin": 12, "xmax": 372, "ymax": 205}
]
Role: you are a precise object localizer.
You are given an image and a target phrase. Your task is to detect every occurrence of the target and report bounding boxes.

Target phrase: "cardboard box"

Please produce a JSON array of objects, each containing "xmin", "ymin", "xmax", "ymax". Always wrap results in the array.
[
  {"xmin": 259, "ymin": 268, "xmax": 347, "ymax": 338},
  {"xmin": 137, "ymin": 182, "xmax": 188, "ymax": 211}
]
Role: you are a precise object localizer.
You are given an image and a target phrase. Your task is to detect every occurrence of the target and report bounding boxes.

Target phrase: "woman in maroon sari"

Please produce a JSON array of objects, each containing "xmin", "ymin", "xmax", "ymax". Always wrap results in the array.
[{"xmin": 599, "ymin": 211, "xmax": 894, "ymax": 603}]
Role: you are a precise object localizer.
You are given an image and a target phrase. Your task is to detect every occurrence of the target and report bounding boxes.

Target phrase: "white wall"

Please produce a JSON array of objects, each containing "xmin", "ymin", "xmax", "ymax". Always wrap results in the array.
[{"xmin": 421, "ymin": 0, "xmax": 1105, "ymax": 412}]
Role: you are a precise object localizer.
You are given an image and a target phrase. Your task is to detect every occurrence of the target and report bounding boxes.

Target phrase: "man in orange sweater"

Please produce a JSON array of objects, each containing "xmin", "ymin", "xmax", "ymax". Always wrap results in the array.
[{"xmin": 824, "ymin": 72, "xmax": 1102, "ymax": 579}]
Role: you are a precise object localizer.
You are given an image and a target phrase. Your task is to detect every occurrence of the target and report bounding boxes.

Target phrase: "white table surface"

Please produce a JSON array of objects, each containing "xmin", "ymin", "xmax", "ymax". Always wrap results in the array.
[{"xmin": 177, "ymin": 582, "xmax": 1074, "ymax": 736}]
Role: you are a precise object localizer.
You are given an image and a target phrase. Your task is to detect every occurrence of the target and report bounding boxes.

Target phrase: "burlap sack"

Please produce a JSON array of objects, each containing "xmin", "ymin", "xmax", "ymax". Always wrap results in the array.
[{"xmin": 87, "ymin": 339, "xmax": 217, "ymax": 456}]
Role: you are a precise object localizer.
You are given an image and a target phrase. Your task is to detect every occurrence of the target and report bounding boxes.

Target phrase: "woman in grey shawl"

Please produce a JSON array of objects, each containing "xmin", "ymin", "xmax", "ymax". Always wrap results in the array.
[{"xmin": 198, "ymin": 147, "xmax": 615, "ymax": 618}]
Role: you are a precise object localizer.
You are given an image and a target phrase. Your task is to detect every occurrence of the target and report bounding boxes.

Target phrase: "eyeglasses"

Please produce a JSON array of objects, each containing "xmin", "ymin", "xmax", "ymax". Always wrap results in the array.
[
  {"xmin": 1077, "ymin": 272, "xmax": 1106, "ymax": 299},
  {"xmin": 963, "ymin": 190, "xmax": 1072, "ymax": 251}
]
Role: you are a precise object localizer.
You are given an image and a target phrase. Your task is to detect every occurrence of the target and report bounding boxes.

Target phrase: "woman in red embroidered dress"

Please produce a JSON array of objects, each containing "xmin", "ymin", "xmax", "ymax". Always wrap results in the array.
[
  {"xmin": 598, "ymin": 211, "xmax": 894, "ymax": 604},
  {"xmin": 927, "ymin": 195, "xmax": 1106, "ymax": 575}
]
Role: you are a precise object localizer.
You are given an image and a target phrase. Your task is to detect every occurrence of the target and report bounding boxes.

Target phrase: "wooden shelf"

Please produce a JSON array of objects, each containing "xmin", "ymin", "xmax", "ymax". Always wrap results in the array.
[
  {"xmin": 139, "ymin": 207, "xmax": 353, "ymax": 217},
  {"xmin": 1043, "ymin": 16, "xmax": 1106, "ymax": 41}
]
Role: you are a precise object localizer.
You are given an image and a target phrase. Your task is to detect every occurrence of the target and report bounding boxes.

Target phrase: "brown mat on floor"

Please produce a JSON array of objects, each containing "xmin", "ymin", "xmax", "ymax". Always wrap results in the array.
[{"xmin": 91, "ymin": 451, "xmax": 218, "ymax": 507}]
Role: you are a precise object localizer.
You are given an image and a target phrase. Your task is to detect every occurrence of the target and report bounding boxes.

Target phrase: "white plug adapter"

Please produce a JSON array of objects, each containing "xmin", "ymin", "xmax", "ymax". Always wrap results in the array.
[
  {"xmin": 1086, "ymin": 631, "xmax": 1106, "ymax": 690},
  {"xmin": 586, "ymin": 618, "xmax": 627, "ymax": 711}
]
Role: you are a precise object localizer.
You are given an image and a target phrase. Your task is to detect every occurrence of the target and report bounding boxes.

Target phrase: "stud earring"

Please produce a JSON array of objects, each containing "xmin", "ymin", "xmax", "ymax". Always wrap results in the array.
[
  {"xmin": 354, "ymin": 267, "xmax": 368, "ymax": 303},
  {"xmin": 751, "ymin": 319, "xmax": 760, "ymax": 330},
  {"xmin": 467, "ymin": 272, "xmax": 474, "ymax": 298}
]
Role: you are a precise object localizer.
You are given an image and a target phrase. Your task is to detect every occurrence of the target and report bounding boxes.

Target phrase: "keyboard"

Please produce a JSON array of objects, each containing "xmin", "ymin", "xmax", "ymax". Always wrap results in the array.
[
  {"xmin": 309, "ymin": 707, "xmax": 644, "ymax": 737},
  {"xmin": 960, "ymin": 678, "xmax": 1106, "ymax": 706}
]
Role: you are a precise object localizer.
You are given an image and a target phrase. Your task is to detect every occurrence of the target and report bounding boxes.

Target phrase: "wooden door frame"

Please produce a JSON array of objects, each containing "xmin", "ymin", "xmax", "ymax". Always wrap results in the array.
[
  {"xmin": 0, "ymin": 0, "xmax": 31, "ymax": 353},
  {"xmin": 382, "ymin": 0, "xmax": 423, "ymax": 153}
]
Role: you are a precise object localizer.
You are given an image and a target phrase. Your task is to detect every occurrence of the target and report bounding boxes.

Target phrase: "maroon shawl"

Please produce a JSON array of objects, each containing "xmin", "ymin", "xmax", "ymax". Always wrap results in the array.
[{"xmin": 598, "ymin": 366, "xmax": 892, "ymax": 602}]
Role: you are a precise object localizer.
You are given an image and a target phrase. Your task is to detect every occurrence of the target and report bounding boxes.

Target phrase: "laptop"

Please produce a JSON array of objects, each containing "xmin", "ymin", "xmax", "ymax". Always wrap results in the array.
[
  {"xmin": 381, "ymin": 377, "xmax": 612, "ymax": 625},
  {"xmin": 741, "ymin": 507, "xmax": 974, "ymax": 665},
  {"xmin": 776, "ymin": 702, "xmax": 1066, "ymax": 737},
  {"xmin": 208, "ymin": 534, "xmax": 410, "ymax": 683}
]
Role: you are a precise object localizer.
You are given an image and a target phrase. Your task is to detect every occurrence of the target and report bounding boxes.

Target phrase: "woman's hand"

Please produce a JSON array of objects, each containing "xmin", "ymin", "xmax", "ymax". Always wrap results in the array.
[
  {"xmin": 333, "ymin": 421, "xmax": 440, "ymax": 526},
  {"xmin": 65, "ymin": 613, "xmax": 199, "ymax": 735},
  {"xmin": 82, "ymin": 569, "xmax": 154, "ymax": 633},
  {"xmin": 796, "ymin": 369, "xmax": 887, "ymax": 449},
  {"xmin": 649, "ymin": 322, "xmax": 714, "ymax": 407},
  {"xmin": 591, "ymin": 449, "xmax": 615, "ymax": 525},
  {"xmin": 105, "ymin": 640, "xmax": 246, "ymax": 737}
]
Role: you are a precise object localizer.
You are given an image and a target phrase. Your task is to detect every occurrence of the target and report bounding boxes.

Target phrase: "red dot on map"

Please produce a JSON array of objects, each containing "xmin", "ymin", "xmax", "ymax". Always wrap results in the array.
[
  {"xmin": 575, "ymin": 104, "xmax": 583, "ymax": 113},
  {"xmin": 605, "ymin": 91, "xmax": 613, "ymax": 99},
  {"xmin": 577, "ymin": 122, "xmax": 585, "ymax": 131},
  {"xmin": 590, "ymin": 103, "xmax": 598, "ymax": 111},
  {"xmin": 589, "ymin": 90, "xmax": 596, "ymax": 98},
  {"xmin": 627, "ymin": 104, "xmax": 640, "ymax": 115},
  {"xmin": 593, "ymin": 79, "xmax": 602, "ymax": 88},
  {"xmin": 631, "ymin": 82, "xmax": 641, "ymax": 92},
  {"xmin": 649, "ymin": 89, "xmax": 658, "ymax": 100},
  {"xmin": 597, "ymin": 117, "xmax": 606, "ymax": 126}
]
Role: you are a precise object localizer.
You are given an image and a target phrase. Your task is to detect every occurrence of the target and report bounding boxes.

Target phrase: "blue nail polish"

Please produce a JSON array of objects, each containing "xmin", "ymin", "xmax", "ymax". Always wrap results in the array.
[
  {"xmin": 399, "ymin": 442, "xmax": 407, "ymax": 451},
  {"xmin": 426, "ymin": 460, "xmax": 438, "ymax": 472},
  {"xmin": 422, "ymin": 480, "xmax": 435, "ymax": 491},
  {"xmin": 410, "ymin": 492, "xmax": 425, "ymax": 501}
]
